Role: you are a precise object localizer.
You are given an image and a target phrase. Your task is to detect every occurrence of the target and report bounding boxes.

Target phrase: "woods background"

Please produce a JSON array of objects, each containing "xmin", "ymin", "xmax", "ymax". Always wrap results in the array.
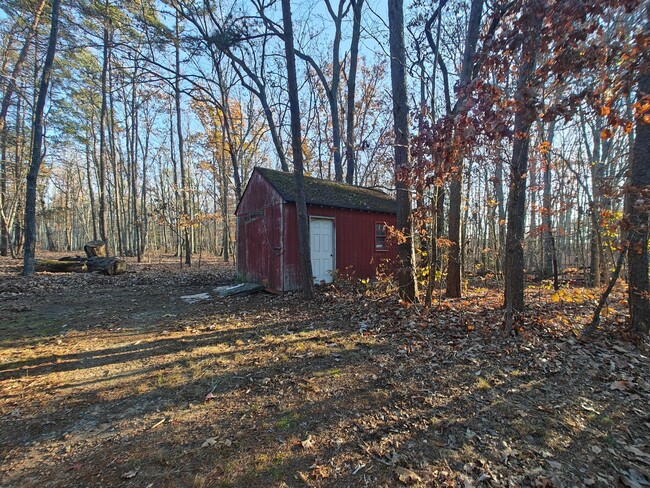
[{"xmin": 0, "ymin": 0, "xmax": 647, "ymax": 330}]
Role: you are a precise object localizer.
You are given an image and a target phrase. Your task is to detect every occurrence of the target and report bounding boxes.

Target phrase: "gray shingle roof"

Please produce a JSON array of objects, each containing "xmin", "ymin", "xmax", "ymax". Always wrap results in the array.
[{"xmin": 256, "ymin": 167, "xmax": 396, "ymax": 214}]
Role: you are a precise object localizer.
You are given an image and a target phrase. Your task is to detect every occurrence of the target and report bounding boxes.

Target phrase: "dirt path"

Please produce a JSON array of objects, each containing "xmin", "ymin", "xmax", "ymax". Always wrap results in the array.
[{"xmin": 1, "ymin": 255, "xmax": 649, "ymax": 487}]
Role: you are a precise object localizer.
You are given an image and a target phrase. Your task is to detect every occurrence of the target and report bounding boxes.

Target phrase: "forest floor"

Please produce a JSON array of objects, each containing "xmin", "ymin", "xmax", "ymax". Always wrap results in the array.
[{"xmin": 1, "ymin": 254, "xmax": 649, "ymax": 488}]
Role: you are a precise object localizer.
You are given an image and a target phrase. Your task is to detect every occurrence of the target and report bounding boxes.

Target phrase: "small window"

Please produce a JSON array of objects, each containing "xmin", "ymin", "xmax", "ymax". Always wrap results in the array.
[
  {"xmin": 245, "ymin": 211, "xmax": 263, "ymax": 224},
  {"xmin": 375, "ymin": 223, "xmax": 387, "ymax": 251}
]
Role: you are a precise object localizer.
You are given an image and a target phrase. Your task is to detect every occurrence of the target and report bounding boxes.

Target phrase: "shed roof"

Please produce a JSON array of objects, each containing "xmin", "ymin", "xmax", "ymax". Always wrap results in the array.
[{"xmin": 255, "ymin": 167, "xmax": 397, "ymax": 214}]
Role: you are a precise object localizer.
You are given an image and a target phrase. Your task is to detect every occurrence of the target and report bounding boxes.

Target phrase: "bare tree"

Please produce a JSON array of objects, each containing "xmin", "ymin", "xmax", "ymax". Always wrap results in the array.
[
  {"xmin": 281, "ymin": 0, "xmax": 314, "ymax": 298},
  {"xmin": 444, "ymin": 0, "xmax": 485, "ymax": 298},
  {"xmin": 388, "ymin": 0, "xmax": 417, "ymax": 302},
  {"xmin": 23, "ymin": 0, "xmax": 61, "ymax": 276},
  {"xmin": 626, "ymin": 2, "xmax": 650, "ymax": 336},
  {"xmin": 344, "ymin": 0, "xmax": 364, "ymax": 184},
  {"xmin": 174, "ymin": 12, "xmax": 191, "ymax": 265},
  {"xmin": 504, "ymin": 0, "xmax": 547, "ymax": 328}
]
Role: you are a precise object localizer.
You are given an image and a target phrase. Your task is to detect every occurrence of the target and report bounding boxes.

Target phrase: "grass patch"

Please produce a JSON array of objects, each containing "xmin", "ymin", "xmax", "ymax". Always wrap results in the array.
[
  {"xmin": 316, "ymin": 367, "xmax": 342, "ymax": 378},
  {"xmin": 475, "ymin": 377, "xmax": 491, "ymax": 390},
  {"xmin": 276, "ymin": 412, "xmax": 301, "ymax": 430}
]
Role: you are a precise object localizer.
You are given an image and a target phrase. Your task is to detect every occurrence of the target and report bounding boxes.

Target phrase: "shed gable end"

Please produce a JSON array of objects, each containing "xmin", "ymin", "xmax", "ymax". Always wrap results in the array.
[{"xmin": 236, "ymin": 170, "xmax": 284, "ymax": 217}]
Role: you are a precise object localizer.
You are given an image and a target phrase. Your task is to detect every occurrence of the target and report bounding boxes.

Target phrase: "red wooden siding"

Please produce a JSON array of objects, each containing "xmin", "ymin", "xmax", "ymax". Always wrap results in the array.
[
  {"xmin": 236, "ymin": 171, "xmax": 284, "ymax": 290},
  {"xmin": 236, "ymin": 169, "xmax": 398, "ymax": 291},
  {"xmin": 284, "ymin": 204, "xmax": 397, "ymax": 289}
]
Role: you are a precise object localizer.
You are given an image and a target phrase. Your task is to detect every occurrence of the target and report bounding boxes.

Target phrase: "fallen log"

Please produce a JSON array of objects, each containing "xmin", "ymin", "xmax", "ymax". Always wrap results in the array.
[
  {"xmin": 84, "ymin": 240, "xmax": 107, "ymax": 258},
  {"xmin": 86, "ymin": 256, "xmax": 126, "ymax": 276},
  {"xmin": 32, "ymin": 255, "xmax": 126, "ymax": 275},
  {"xmin": 58, "ymin": 256, "xmax": 86, "ymax": 262},
  {"xmin": 34, "ymin": 259, "xmax": 87, "ymax": 273}
]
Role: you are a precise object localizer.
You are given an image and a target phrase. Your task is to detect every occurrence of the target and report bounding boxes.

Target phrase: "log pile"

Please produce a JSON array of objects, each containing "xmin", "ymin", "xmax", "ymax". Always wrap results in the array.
[{"xmin": 34, "ymin": 241, "xmax": 126, "ymax": 276}]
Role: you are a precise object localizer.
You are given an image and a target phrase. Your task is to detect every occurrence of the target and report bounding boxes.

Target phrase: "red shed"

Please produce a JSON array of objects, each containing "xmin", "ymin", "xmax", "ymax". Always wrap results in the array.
[{"xmin": 235, "ymin": 167, "xmax": 398, "ymax": 291}]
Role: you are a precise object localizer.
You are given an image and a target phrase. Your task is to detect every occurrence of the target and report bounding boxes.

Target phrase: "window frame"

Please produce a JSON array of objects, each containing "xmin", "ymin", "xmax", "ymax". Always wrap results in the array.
[{"xmin": 375, "ymin": 222, "xmax": 388, "ymax": 252}]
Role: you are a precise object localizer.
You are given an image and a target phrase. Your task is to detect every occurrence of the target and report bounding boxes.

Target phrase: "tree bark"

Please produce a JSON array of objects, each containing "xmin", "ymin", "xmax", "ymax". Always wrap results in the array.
[
  {"xmin": 626, "ymin": 6, "xmax": 650, "ymax": 336},
  {"xmin": 503, "ymin": 0, "xmax": 546, "ymax": 319},
  {"xmin": 84, "ymin": 240, "xmax": 107, "ymax": 258},
  {"xmin": 175, "ymin": 13, "xmax": 191, "ymax": 266},
  {"xmin": 587, "ymin": 120, "xmax": 605, "ymax": 287},
  {"xmin": 583, "ymin": 246, "xmax": 626, "ymax": 338},
  {"xmin": 446, "ymin": 178, "xmax": 462, "ymax": 296},
  {"xmin": 22, "ymin": 0, "xmax": 60, "ymax": 276},
  {"xmin": 541, "ymin": 120, "xmax": 555, "ymax": 278},
  {"xmin": 215, "ymin": 62, "xmax": 243, "ymax": 202},
  {"xmin": 388, "ymin": 0, "xmax": 417, "ymax": 302},
  {"xmin": 494, "ymin": 156, "xmax": 506, "ymax": 275},
  {"xmin": 425, "ymin": 185, "xmax": 444, "ymax": 307},
  {"xmin": 98, "ymin": 0, "xmax": 110, "ymax": 250},
  {"xmin": 86, "ymin": 256, "xmax": 127, "ymax": 275},
  {"xmin": 345, "ymin": 0, "xmax": 364, "ymax": 184},
  {"xmin": 326, "ymin": 0, "xmax": 345, "ymax": 183},
  {"xmin": 445, "ymin": 0, "xmax": 484, "ymax": 298},
  {"xmin": 34, "ymin": 259, "xmax": 87, "ymax": 273},
  {"xmin": 1, "ymin": 128, "xmax": 8, "ymax": 256},
  {"xmin": 281, "ymin": 0, "xmax": 314, "ymax": 298}
]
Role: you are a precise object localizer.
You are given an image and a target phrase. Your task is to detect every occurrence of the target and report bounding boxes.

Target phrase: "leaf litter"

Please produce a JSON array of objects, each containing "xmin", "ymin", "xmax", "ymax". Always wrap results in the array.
[{"xmin": 0, "ymin": 255, "xmax": 649, "ymax": 486}]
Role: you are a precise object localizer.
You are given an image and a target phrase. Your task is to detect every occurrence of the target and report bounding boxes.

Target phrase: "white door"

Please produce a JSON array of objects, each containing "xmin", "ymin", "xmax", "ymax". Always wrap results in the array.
[{"xmin": 310, "ymin": 218, "xmax": 334, "ymax": 283}]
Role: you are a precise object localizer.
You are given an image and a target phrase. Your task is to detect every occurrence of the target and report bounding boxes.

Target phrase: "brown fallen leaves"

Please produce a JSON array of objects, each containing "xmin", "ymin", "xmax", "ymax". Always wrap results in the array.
[
  {"xmin": 1, "ymin": 257, "xmax": 649, "ymax": 487},
  {"xmin": 395, "ymin": 466, "xmax": 422, "ymax": 484}
]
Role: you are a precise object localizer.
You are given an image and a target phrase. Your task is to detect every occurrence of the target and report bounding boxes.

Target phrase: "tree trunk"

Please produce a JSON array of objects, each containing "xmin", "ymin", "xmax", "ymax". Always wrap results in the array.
[
  {"xmin": 626, "ymin": 7, "xmax": 650, "ymax": 336},
  {"xmin": 541, "ymin": 120, "xmax": 555, "ymax": 278},
  {"xmin": 216, "ymin": 62, "xmax": 243, "ymax": 202},
  {"xmin": 281, "ymin": 0, "xmax": 314, "ymax": 298},
  {"xmin": 22, "ymin": 0, "xmax": 60, "ymax": 276},
  {"xmin": 528, "ymin": 153, "xmax": 538, "ymax": 272},
  {"xmin": 86, "ymin": 142, "xmax": 98, "ymax": 240},
  {"xmin": 494, "ymin": 156, "xmax": 506, "ymax": 275},
  {"xmin": 140, "ymin": 117, "xmax": 150, "ymax": 258},
  {"xmin": 445, "ymin": 0, "xmax": 484, "ymax": 298},
  {"xmin": 446, "ymin": 179, "xmax": 462, "ymax": 296},
  {"xmin": 129, "ymin": 57, "xmax": 140, "ymax": 262},
  {"xmin": 86, "ymin": 256, "xmax": 127, "ymax": 275},
  {"xmin": 34, "ymin": 259, "xmax": 86, "ymax": 273},
  {"xmin": 33, "ymin": 256, "xmax": 126, "ymax": 275},
  {"xmin": 223, "ymin": 47, "xmax": 290, "ymax": 173},
  {"xmin": 345, "ymin": 0, "xmax": 364, "ymax": 185},
  {"xmin": 175, "ymin": 14, "xmax": 191, "ymax": 266},
  {"xmin": 1, "ymin": 129, "xmax": 8, "ymax": 256},
  {"xmin": 220, "ymin": 134, "xmax": 230, "ymax": 263},
  {"xmin": 425, "ymin": 184, "xmax": 444, "ymax": 307},
  {"xmin": 503, "ymin": 0, "xmax": 545, "ymax": 320},
  {"xmin": 388, "ymin": 0, "xmax": 417, "ymax": 302},
  {"xmin": 97, "ymin": 0, "xmax": 111, "ymax": 251},
  {"xmin": 583, "ymin": 247, "xmax": 626, "ymax": 338},
  {"xmin": 589, "ymin": 123, "xmax": 604, "ymax": 287},
  {"xmin": 326, "ymin": 0, "xmax": 346, "ymax": 182},
  {"xmin": 107, "ymin": 77, "xmax": 124, "ymax": 256}
]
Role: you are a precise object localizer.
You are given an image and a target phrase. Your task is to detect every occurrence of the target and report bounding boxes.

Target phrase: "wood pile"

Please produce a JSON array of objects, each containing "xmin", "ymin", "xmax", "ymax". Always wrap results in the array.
[{"xmin": 34, "ymin": 241, "xmax": 126, "ymax": 276}]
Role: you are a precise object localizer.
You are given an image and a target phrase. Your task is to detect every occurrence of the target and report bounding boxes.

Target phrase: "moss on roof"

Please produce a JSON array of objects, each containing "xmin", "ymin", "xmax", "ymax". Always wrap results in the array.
[{"xmin": 256, "ymin": 167, "xmax": 397, "ymax": 214}]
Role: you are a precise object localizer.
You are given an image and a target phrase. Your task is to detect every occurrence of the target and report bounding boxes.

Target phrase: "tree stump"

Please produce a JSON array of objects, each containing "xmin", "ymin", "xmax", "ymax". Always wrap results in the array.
[
  {"xmin": 84, "ymin": 240, "xmax": 107, "ymax": 258},
  {"xmin": 86, "ymin": 256, "xmax": 126, "ymax": 276}
]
